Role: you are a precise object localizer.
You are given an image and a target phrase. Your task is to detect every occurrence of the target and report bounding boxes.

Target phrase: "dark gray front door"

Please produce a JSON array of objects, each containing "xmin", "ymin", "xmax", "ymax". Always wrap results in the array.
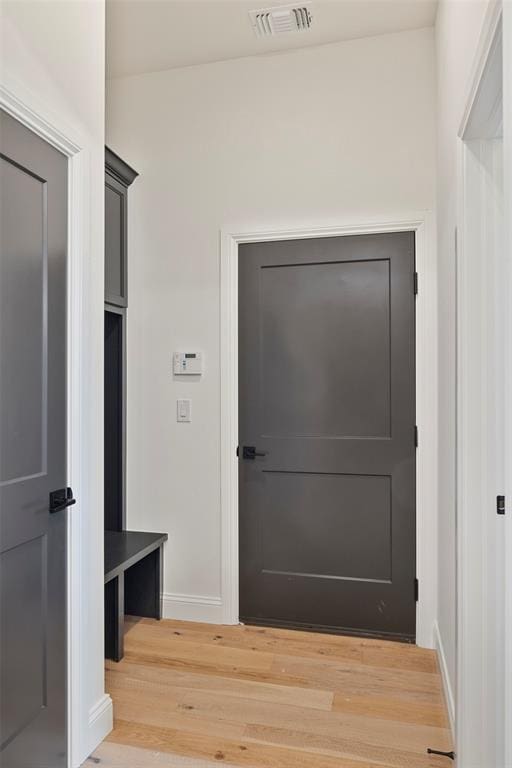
[
  {"xmin": 239, "ymin": 232, "xmax": 416, "ymax": 640},
  {"xmin": 0, "ymin": 110, "xmax": 68, "ymax": 766}
]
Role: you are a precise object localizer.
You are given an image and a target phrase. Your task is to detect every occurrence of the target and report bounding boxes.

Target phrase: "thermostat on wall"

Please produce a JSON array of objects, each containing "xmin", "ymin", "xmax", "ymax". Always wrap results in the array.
[{"xmin": 173, "ymin": 351, "xmax": 203, "ymax": 375}]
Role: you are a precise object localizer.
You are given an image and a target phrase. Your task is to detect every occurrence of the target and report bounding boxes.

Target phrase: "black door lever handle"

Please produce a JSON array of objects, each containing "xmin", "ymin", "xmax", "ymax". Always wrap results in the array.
[
  {"xmin": 49, "ymin": 487, "xmax": 76, "ymax": 514},
  {"xmin": 242, "ymin": 446, "xmax": 267, "ymax": 460}
]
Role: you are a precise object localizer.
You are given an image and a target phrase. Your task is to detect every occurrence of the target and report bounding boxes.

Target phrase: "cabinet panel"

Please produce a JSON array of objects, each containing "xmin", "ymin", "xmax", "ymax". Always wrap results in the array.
[
  {"xmin": 104, "ymin": 309, "xmax": 125, "ymax": 531},
  {"xmin": 105, "ymin": 173, "xmax": 127, "ymax": 306}
]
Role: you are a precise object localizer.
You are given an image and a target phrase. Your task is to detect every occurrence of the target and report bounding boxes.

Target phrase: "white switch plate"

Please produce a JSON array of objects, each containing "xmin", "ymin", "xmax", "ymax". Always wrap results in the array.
[{"xmin": 177, "ymin": 399, "xmax": 191, "ymax": 422}]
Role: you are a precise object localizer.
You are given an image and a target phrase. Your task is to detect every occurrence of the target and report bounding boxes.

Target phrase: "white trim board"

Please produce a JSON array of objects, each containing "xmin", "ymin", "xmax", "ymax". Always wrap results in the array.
[
  {"xmin": 433, "ymin": 621, "xmax": 455, "ymax": 738},
  {"xmin": 87, "ymin": 695, "xmax": 113, "ymax": 757},
  {"xmin": 456, "ymin": 135, "xmax": 505, "ymax": 765},
  {"xmin": 220, "ymin": 213, "xmax": 438, "ymax": 649},
  {"xmin": 0, "ymin": 85, "xmax": 111, "ymax": 767},
  {"xmin": 502, "ymin": 6, "xmax": 512, "ymax": 766},
  {"xmin": 162, "ymin": 593, "xmax": 224, "ymax": 624},
  {"xmin": 458, "ymin": 0, "xmax": 503, "ymax": 140}
]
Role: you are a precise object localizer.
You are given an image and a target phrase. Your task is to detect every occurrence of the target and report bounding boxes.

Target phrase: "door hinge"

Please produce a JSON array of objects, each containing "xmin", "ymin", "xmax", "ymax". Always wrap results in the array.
[
  {"xmin": 414, "ymin": 426, "xmax": 419, "ymax": 448},
  {"xmin": 414, "ymin": 578, "xmax": 419, "ymax": 602},
  {"xmin": 236, "ymin": 446, "xmax": 239, "ymax": 457},
  {"xmin": 497, "ymin": 495, "xmax": 505, "ymax": 515},
  {"xmin": 414, "ymin": 271, "xmax": 419, "ymax": 295}
]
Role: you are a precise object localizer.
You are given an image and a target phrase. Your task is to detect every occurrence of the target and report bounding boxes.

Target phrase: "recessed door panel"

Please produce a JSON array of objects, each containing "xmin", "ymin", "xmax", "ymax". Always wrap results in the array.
[
  {"xmin": 0, "ymin": 537, "xmax": 47, "ymax": 749},
  {"xmin": 261, "ymin": 259, "xmax": 391, "ymax": 438},
  {"xmin": 260, "ymin": 472, "xmax": 391, "ymax": 582},
  {"xmin": 0, "ymin": 157, "xmax": 46, "ymax": 484}
]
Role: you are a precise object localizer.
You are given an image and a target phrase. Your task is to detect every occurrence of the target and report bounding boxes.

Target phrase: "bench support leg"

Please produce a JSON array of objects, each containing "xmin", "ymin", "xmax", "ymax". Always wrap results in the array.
[
  {"xmin": 125, "ymin": 545, "xmax": 163, "ymax": 620},
  {"xmin": 105, "ymin": 574, "xmax": 124, "ymax": 662}
]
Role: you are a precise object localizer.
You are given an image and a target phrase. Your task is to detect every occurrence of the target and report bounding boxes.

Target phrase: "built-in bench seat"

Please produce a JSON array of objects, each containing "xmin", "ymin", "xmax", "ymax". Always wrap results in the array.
[{"xmin": 104, "ymin": 530, "xmax": 168, "ymax": 661}]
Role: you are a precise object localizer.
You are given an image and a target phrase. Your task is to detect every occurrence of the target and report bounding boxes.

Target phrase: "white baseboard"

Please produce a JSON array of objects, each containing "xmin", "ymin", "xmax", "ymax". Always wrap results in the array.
[
  {"xmin": 433, "ymin": 620, "xmax": 455, "ymax": 738},
  {"xmin": 162, "ymin": 592, "xmax": 224, "ymax": 623},
  {"xmin": 84, "ymin": 694, "xmax": 113, "ymax": 763}
]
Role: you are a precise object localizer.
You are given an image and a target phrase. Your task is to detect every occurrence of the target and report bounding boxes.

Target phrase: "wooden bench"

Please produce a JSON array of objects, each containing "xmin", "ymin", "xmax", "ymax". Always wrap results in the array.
[{"xmin": 104, "ymin": 530, "xmax": 168, "ymax": 661}]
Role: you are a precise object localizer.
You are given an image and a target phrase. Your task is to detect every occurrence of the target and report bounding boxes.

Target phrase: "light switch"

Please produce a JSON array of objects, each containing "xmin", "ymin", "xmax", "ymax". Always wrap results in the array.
[{"xmin": 177, "ymin": 399, "xmax": 191, "ymax": 422}]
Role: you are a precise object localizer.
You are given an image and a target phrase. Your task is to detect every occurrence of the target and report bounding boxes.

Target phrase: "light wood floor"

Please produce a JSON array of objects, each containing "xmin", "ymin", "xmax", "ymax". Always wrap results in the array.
[{"xmin": 103, "ymin": 617, "xmax": 453, "ymax": 768}]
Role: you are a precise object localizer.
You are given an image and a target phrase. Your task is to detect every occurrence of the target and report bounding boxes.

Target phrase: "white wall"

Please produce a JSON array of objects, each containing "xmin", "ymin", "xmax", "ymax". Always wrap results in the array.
[
  {"xmin": 106, "ymin": 28, "xmax": 436, "ymax": 620},
  {"xmin": 1, "ymin": 1, "xmax": 108, "ymax": 765},
  {"xmin": 434, "ymin": 0, "xmax": 492, "ymax": 720}
]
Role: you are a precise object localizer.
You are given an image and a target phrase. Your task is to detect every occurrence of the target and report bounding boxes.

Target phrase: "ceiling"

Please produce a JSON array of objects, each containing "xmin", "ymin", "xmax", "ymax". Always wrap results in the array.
[{"xmin": 106, "ymin": 0, "xmax": 437, "ymax": 79}]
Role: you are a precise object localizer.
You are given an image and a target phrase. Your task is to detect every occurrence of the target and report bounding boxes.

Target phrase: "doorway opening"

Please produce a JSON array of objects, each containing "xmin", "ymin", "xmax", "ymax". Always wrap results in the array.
[{"xmin": 220, "ymin": 216, "xmax": 437, "ymax": 650}]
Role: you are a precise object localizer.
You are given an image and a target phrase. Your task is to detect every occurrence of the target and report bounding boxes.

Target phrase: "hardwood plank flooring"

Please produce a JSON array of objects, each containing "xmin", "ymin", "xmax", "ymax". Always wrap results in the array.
[{"xmin": 103, "ymin": 617, "xmax": 452, "ymax": 768}]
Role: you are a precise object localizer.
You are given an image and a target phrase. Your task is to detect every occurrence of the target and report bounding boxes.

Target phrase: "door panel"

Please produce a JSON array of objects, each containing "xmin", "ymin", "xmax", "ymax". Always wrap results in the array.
[
  {"xmin": 260, "ymin": 259, "xmax": 391, "ymax": 438},
  {"xmin": 1, "ymin": 536, "xmax": 47, "ymax": 747},
  {"xmin": 260, "ymin": 472, "xmax": 392, "ymax": 581},
  {"xmin": 239, "ymin": 233, "xmax": 416, "ymax": 639},
  {"xmin": 0, "ymin": 109, "xmax": 68, "ymax": 767},
  {"xmin": 0, "ymin": 157, "xmax": 46, "ymax": 484}
]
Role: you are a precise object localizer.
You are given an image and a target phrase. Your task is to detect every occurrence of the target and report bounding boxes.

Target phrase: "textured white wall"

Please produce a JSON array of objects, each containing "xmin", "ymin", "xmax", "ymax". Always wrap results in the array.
[
  {"xmin": 1, "ymin": 1, "xmax": 107, "ymax": 764},
  {"xmin": 434, "ymin": 0, "xmax": 492, "ymax": 711},
  {"xmin": 106, "ymin": 28, "xmax": 436, "ymax": 616}
]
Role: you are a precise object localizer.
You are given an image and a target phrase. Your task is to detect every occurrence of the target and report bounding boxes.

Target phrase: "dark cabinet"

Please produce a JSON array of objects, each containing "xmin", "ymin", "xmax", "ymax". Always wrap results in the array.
[
  {"xmin": 105, "ymin": 147, "xmax": 138, "ymax": 306},
  {"xmin": 103, "ymin": 149, "xmax": 167, "ymax": 662},
  {"xmin": 104, "ymin": 147, "xmax": 137, "ymax": 529}
]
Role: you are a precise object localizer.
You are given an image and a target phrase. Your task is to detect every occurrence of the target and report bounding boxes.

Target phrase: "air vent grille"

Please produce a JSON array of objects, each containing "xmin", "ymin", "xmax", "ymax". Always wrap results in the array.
[{"xmin": 249, "ymin": 3, "xmax": 313, "ymax": 37}]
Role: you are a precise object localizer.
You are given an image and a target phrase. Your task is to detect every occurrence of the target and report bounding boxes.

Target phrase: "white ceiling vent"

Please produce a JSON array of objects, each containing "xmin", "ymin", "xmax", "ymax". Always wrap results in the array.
[{"xmin": 249, "ymin": 3, "xmax": 313, "ymax": 37}]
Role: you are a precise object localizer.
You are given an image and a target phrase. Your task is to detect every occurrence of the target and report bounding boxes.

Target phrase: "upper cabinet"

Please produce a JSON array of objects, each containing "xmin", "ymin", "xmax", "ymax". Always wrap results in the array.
[{"xmin": 105, "ymin": 147, "xmax": 138, "ymax": 307}]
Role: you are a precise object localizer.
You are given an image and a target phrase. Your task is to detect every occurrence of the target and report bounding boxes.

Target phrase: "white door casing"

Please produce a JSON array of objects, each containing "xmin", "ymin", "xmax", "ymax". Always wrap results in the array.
[
  {"xmin": 0, "ymin": 82, "xmax": 111, "ymax": 766},
  {"xmin": 456, "ymin": 5, "xmax": 507, "ymax": 765},
  {"xmin": 220, "ymin": 213, "xmax": 438, "ymax": 650}
]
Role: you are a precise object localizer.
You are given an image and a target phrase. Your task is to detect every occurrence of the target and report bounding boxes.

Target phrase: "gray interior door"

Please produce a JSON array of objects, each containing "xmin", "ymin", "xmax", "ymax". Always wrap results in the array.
[
  {"xmin": 0, "ymin": 110, "xmax": 68, "ymax": 766},
  {"xmin": 238, "ymin": 232, "xmax": 416, "ymax": 640}
]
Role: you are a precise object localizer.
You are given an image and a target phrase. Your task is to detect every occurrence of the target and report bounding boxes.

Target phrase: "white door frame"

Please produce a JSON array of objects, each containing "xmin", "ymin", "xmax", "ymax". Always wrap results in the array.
[
  {"xmin": 504, "ymin": 6, "xmax": 512, "ymax": 765},
  {"xmin": 0, "ymin": 85, "xmax": 102, "ymax": 767},
  {"xmin": 220, "ymin": 213, "xmax": 438, "ymax": 649},
  {"xmin": 456, "ymin": 3, "xmax": 509, "ymax": 765}
]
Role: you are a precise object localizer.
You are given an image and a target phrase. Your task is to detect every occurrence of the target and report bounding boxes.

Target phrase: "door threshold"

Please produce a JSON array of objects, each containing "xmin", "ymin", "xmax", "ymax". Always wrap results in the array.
[{"xmin": 239, "ymin": 616, "xmax": 416, "ymax": 644}]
